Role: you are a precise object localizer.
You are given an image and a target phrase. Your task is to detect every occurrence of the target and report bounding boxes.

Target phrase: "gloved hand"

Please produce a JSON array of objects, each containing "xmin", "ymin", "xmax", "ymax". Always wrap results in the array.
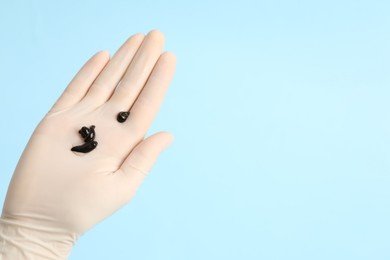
[{"xmin": 0, "ymin": 30, "xmax": 176, "ymax": 259}]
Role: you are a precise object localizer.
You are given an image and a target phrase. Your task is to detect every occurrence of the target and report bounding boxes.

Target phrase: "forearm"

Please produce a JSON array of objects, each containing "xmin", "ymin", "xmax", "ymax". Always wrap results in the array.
[{"xmin": 0, "ymin": 217, "xmax": 78, "ymax": 260}]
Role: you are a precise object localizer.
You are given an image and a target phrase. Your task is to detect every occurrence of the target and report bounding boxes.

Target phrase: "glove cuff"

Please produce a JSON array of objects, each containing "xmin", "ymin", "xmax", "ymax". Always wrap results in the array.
[{"xmin": 0, "ymin": 217, "xmax": 79, "ymax": 260}]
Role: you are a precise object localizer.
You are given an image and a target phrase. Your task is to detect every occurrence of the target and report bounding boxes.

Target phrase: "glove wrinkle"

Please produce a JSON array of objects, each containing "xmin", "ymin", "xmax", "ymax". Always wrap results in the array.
[{"xmin": 0, "ymin": 218, "xmax": 78, "ymax": 260}]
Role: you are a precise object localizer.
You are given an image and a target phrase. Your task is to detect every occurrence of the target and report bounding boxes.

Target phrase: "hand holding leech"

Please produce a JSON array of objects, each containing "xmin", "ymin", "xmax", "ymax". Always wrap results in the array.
[{"xmin": 0, "ymin": 30, "xmax": 176, "ymax": 259}]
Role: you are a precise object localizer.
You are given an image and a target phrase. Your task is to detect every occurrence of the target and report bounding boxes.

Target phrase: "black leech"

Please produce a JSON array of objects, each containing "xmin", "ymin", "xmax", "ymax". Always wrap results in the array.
[
  {"xmin": 71, "ymin": 141, "xmax": 98, "ymax": 153},
  {"xmin": 117, "ymin": 112, "xmax": 129, "ymax": 123}
]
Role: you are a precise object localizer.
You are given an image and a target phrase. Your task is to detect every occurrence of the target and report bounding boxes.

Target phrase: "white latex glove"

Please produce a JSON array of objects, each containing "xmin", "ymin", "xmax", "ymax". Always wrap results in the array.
[{"xmin": 0, "ymin": 30, "xmax": 176, "ymax": 259}]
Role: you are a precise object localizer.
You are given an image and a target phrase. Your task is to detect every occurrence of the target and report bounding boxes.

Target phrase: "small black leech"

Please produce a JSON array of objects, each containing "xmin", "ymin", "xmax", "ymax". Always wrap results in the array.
[
  {"xmin": 117, "ymin": 111, "xmax": 129, "ymax": 123},
  {"xmin": 79, "ymin": 125, "xmax": 96, "ymax": 142},
  {"xmin": 71, "ymin": 125, "xmax": 97, "ymax": 153},
  {"xmin": 71, "ymin": 141, "xmax": 98, "ymax": 153}
]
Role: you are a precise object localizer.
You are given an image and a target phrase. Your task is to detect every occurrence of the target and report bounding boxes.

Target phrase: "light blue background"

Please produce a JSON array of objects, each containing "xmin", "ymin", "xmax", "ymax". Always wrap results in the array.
[{"xmin": 1, "ymin": 0, "xmax": 390, "ymax": 259}]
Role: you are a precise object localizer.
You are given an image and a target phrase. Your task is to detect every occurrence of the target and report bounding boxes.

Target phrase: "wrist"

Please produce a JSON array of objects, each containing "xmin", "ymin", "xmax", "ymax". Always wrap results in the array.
[{"xmin": 0, "ymin": 217, "xmax": 79, "ymax": 259}]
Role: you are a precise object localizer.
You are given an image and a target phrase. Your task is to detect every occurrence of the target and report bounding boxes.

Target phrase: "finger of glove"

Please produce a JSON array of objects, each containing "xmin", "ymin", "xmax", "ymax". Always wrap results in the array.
[
  {"xmin": 49, "ymin": 50, "xmax": 110, "ymax": 113},
  {"xmin": 84, "ymin": 33, "xmax": 145, "ymax": 108},
  {"xmin": 126, "ymin": 51, "xmax": 176, "ymax": 137},
  {"xmin": 116, "ymin": 131, "xmax": 174, "ymax": 200},
  {"xmin": 107, "ymin": 30, "xmax": 165, "ymax": 111}
]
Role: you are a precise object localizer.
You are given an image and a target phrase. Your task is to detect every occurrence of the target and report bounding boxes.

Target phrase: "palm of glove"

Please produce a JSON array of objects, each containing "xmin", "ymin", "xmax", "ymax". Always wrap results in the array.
[{"xmin": 1, "ymin": 30, "xmax": 176, "ymax": 236}]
